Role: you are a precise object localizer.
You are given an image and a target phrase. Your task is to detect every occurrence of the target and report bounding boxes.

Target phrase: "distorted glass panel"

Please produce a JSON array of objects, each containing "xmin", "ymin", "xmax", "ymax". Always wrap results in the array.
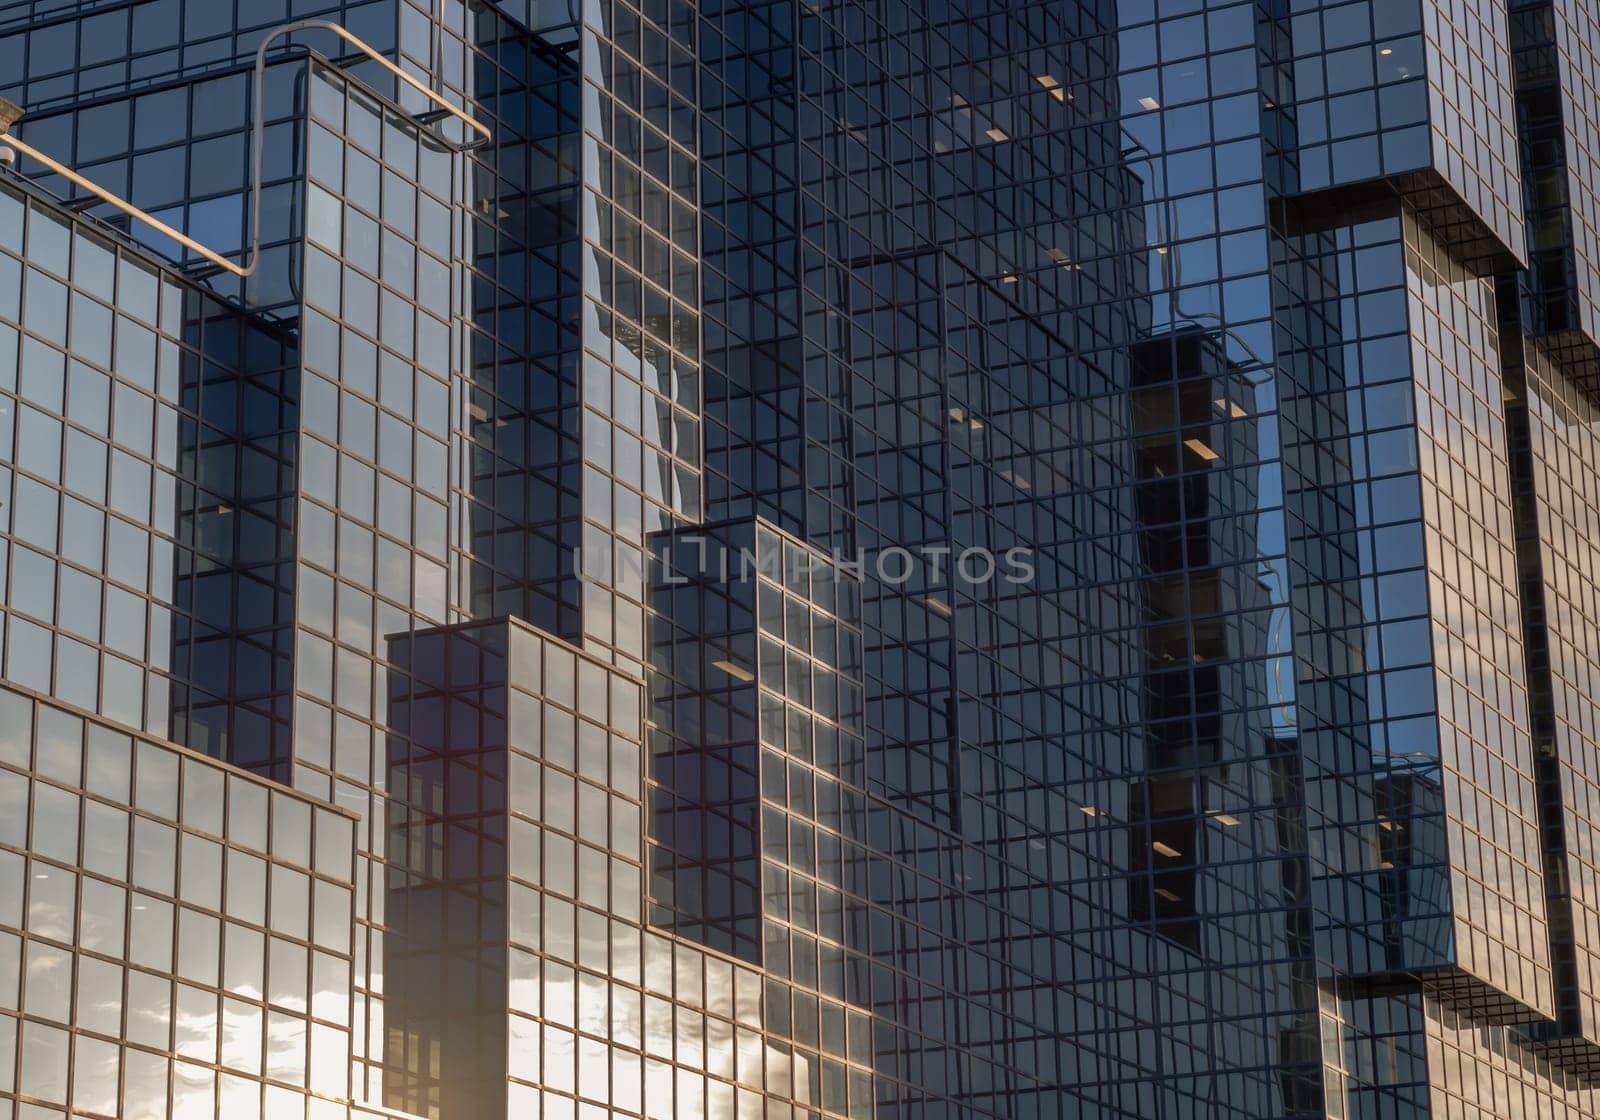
[
  {"xmin": 61, "ymin": 496, "xmax": 106, "ymax": 572},
  {"xmin": 70, "ymin": 290, "xmax": 113, "ymax": 368},
  {"xmin": 32, "ymin": 705, "xmax": 81, "ymax": 785},
  {"xmin": 224, "ymin": 922, "xmax": 265, "ymax": 1000},
  {"xmin": 75, "ymin": 955, "xmax": 123, "ymax": 1036},
  {"xmin": 13, "ymin": 403, "xmax": 61, "ymax": 485},
  {"xmin": 308, "ymin": 1020, "xmax": 346, "ymax": 1094},
  {"xmin": 20, "ymin": 335, "xmax": 65, "ymax": 412},
  {"xmin": 79, "ymin": 875, "xmax": 127, "ymax": 956},
  {"xmin": 19, "ymin": 1019, "xmax": 68, "ymax": 1103},
  {"xmin": 221, "ymin": 995, "xmax": 264, "ymax": 1076},
  {"xmin": 135, "ymin": 739, "xmax": 179, "ymax": 817},
  {"xmin": 228, "ymin": 775, "xmax": 269, "ymax": 852},
  {"xmin": 311, "ymin": 949, "xmax": 349, "ymax": 1026},
  {"xmin": 26, "ymin": 206, "xmax": 70, "ymax": 277},
  {"xmin": 271, "ymin": 791, "xmax": 312, "ymax": 867},
  {"xmin": 179, "ymin": 757, "xmax": 225, "ymax": 835},
  {"xmin": 131, "ymin": 816, "xmax": 176, "ymax": 895},
  {"xmin": 11, "ymin": 477, "xmax": 60, "ymax": 558},
  {"xmin": 0, "ymin": 688, "xmax": 31, "ymax": 767},
  {"xmin": 314, "ymin": 808, "xmax": 353, "ymax": 877},
  {"xmin": 269, "ymin": 864, "xmax": 309, "ymax": 940},
  {"xmin": 23, "ymin": 939, "xmax": 71, "ymax": 1023},
  {"xmin": 53, "ymin": 633, "xmax": 99, "ymax": 712},
  {"xmin": 265, "ymin": 1007, "xmax": 307, "ymax": 1086},
  {"xmin": 179, "ymin": 833, "xmax": 223, "ymax": 909},
  {"xmin": 189, "ymin": 192, "xmax": 244, "ymax": 254},
  {"xmin": 0, "ymin": 187, "xmax": 21, "ymax": 253},
  {"xmin": 122, "ymin": 1046, "xmax": 171, "ymax": 1120},
  {"xmin": 30, "ymin": 782, "xmax": 79, "ymax": 864},
  {"xmin": 127, "ymin": 893, "xmax": 173, "ymax": 971},
  {"xmin": 0, "ymin": 849, "xmax": 20, "ymax": 928},
  {"xmin": 23, "ymin": 268, "xmax": 68, "ymax": 347},
  {"xmin": 102, "ymin": 653, "xmax": 145, "ymax": 732},
  {"xmin": 174, "ymin": 981, "xmax": 218, "ymax": 1063},
  {"xmin": 57, "ymin": 564, "xmax": 103, "ymax": 642},
  {"xmin": 312, "ymin": 879, "xmax": 351, "ymax": 950},
  {"xmin": 267, "ymin": 935, "xmax": 308, "ymax": 1014},
  {"xmin": 85, "ymin": 723, "xmax": 132, "ymax": 801},
  {"xmin": 72, "ymin": 1034, "xmax": 122, "ymax": 1116},
  {"xmin": 0, "ymin": 930, "xmax": 16, "ymax": 1008},
  {"xmin": 126, "ymin": 968, "xmax": 173, "ymax": 1053}
]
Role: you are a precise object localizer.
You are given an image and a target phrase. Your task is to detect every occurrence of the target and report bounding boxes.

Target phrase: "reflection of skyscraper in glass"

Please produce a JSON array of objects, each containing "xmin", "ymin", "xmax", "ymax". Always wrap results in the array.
[{"xmin": 2, "ymin": 2, "xmax": 1600, "ymax": 1118}]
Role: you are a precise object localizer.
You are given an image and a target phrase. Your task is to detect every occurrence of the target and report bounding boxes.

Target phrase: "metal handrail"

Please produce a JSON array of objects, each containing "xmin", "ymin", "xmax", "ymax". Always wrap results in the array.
[
  {"xmin": 0, "ymin": 131, "xmax": 249, "ymax": 275},
  {"xmin": 258, "ymin": 20, "xmax": 491, "ymax": 151},
  {"xmin": 0, "ymin": 19, "xmax": 491, "ymax": 280}
]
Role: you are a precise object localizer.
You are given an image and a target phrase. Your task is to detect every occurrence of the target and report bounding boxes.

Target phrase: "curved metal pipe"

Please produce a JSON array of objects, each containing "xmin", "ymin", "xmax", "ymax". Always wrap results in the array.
[{"xmin": 238, "ymin": 18, "xmax": 492, "ymax": 278}]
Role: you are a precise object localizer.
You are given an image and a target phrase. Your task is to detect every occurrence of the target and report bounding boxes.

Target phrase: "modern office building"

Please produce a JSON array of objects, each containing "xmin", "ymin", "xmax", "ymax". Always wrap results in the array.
[{"xmin": 3, "ymin": 1, "xmax": 1600, "ymax": 1118}]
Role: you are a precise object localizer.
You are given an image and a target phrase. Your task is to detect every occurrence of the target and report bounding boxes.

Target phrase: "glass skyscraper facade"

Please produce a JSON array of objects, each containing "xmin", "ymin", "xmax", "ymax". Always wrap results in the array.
[{"xmin": 2, "ymin": 1, "xmax": 1600, "ymax": 1118}]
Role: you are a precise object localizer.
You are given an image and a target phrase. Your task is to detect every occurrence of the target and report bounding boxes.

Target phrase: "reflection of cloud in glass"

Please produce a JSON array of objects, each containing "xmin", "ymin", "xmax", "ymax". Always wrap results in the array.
[
  {"xmin": 265, "ymin": 1006, "xmax": 307, "ymax": 1085},
  {"xmin": 221, "ymin": 996, "xmax": 264, "ymax": 1075}
]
